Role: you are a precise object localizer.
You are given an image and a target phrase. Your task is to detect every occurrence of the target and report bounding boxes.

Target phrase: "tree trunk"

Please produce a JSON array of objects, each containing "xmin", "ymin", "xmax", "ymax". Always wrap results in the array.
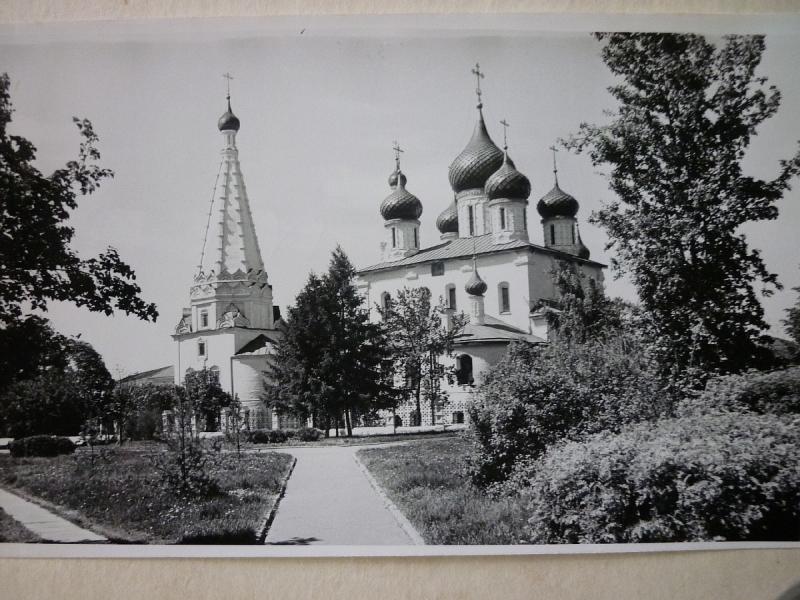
[
  {"xmin": 335, "ymin": 415, "xmax": 340, "ymax": 438},
  {"xmin": 392, "ymin": 406, "xmax": 397, "ymax": 435},
  {"xmin": 415, "ymin": 380, "xmax": 422, "ymax": 427},
  {"xmin": 344, "ymin": 408, "xmax": 353, "ymax": 437}
]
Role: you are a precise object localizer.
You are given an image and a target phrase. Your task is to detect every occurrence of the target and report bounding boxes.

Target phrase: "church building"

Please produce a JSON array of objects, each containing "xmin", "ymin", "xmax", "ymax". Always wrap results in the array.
[
  {"xmin": 356, "ymin": 65, "xmax": 606, "ymax": 427},
  {"xmin": 171, "ymin": 89, "xmax": 284, "ymax": 430}
]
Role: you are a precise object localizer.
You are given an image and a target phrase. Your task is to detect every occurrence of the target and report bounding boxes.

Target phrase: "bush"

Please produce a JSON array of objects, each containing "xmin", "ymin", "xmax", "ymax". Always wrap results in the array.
[
  {"xmin": 9, "ymin": 435, "xmax": 76, "ymax": 457},
  {"xmin": 466, "ymin": 339, "xmax": 672, "ymax": 488},
  {"xmin": 247, "ymin": 429, "xmax": 289, "ymax": 444},
  {"xmin": 681, "ymin": 366, "xmax": 800, "ymax": 417},
  {"xmin": 294, "ymin": 427, "xmax": 322, "ymax": 442},
  {"xmin": 516, "ymin": 411, "xmax": 800, "ymax": 543}
]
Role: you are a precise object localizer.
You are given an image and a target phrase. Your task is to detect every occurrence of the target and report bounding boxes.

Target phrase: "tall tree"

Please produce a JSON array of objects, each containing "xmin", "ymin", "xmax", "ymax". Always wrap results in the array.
[
  {"xmin": 783, "ymin": 269, "xmax": 800, "ymax": 357},
  {"xmin": 379, "ymin": 287, "xmax": 467, "ymax": 426},
  {"xmin": 566, "ymin": 34, "xmax": 800, "ymax": 377},
  {"xmin": 265, "ymin": 247, "xmax": 393, "ymax": 436},
  {"xmin": 184, "ymin": 367, "xmax": 231, "ymax": 432},
  {"xmin": 0, "ymin": 73, "xmax": 157, "ymax": 326}
]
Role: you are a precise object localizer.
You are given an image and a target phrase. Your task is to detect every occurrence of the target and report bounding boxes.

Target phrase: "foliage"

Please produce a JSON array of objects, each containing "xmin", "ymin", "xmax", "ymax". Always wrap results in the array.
[
  {"xmin": 264, "ymin": 246, "xmax": 394, "ymax": 436},
  {"xmin": 679, "ymin": 366, "xmax": 800, "ymax": 417},
  {"xmin": 784, "ymin": 273, "xmax": 800, "ymax": 355},
  {"xmin": 379, "ymin": 286, "xmax": 468, "ymax": 426},
  {"xmin": 0, "ymin": 72, "xmax": 157, "ymax": 327},
  {"xmin": 516, "ymin": 411, "xmax": 800, "ymax": 543},
  {"xmin": 467, "ymin": 336, "xmax": 671, "ymax": 489},
  {"xmin": 247, "ymin": 429, "xmax": 289, "ymax": 444},
  {"xmin": 9, "ymin": 435, "xmax": 76, "ymax": 457},
  {"xmin": 0, "ymin": 316, "xmax": 69, "ymax": 395},
  {"xmin": 184, "ymin": 367, "xmax": 231, "ymax": 431},
  {"xmin": 566, "ymin": 34, "xmax": 800, "ymax": 377},
  {"xmin": 358, "ymin": 436, "xmax": 529, "ymax": 544},
  {"xmin": 294, "ymin": 426, "xmax": 323, "ymax": 442},
  {"xmin": 0, "ymin": 448, "xmax": 293, "ymax": 543}
]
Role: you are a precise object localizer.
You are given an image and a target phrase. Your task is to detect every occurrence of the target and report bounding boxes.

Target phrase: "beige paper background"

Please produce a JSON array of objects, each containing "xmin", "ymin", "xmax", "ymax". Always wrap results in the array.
[{"xmin": 1, "ymin": 1, "xmax": 800, "ymax": 598}]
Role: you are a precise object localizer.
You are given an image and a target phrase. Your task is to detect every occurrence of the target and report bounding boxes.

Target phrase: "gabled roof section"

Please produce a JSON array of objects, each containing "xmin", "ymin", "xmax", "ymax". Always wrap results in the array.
[
  {"xmin": 235, "ymin": 333, "xmax": 280, "ymax": 356},
  {"xmin": 119, "ymin": 365, "xmax": 174, "ymax": 384},
  {"xmin": 454, "ymin": 315, "xmax": 546, "ymax": 345},
  {"xmin": 358, "ymin": 233, "xmax": 605, "ymax": 274}
]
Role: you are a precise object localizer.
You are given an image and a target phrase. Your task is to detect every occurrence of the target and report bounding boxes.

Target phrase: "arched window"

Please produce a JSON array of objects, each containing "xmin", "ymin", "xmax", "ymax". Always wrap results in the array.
[
  {"xmin": 209, "ymin": 365, "xmax": 220, "ymax": 384},
  {"xmin": 452, "ymin": 411, "xmax": 465, "ymax": 424},
  {"xmin": 200, "ymin": 309, "xmax": 209, "ymax": 329},
  {"xmin": 498, "ymin": 282, "xmax": 510, "ymax": 313},
  {"xmin": 550, "ymin": 223, "xmax": 556, "ymax": 245},
  {"xmin": 499, "ymin": 207, "xmax": 506, "ymax": 230},
  {"xmin": 446, "ymin": 284, "xmax": 457, "ymax": 310},
  {"xmin": 413, "ymin": 227, "xmax": 418, "ymax": 248},
  {"xmin": 381, "ymin": 292, "xmax": 391, "ymax": 312},
  {"xmin": 391, "ymin": 227, "xmax": 397, "ymax": 248},
  {"xmin": 523, "ymin": 207, "xmax": 527, "ymax": 230},
  {"xmin": 455, "ymin": 354, "xmax": 474, "ymax": 386},
  {"xmin": 468, "ymin": 205, "xmax": 475, "ymax": 236}
]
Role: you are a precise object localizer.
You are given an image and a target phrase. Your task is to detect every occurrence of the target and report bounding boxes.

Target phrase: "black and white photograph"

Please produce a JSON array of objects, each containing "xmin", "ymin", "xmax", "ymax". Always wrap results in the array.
[{"xmin": 1, "ymin": 14, "xmax": 799, "ymax": 553}]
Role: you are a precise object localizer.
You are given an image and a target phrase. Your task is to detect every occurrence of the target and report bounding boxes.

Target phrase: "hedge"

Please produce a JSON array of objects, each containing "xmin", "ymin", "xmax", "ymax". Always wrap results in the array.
[
  {"xmin": 516, "ymin": 411, "xmax": 800, "ymax": 543},
  {"xmin": 9, "ymin": 435, "xmax": 76, "ymax": 458}
]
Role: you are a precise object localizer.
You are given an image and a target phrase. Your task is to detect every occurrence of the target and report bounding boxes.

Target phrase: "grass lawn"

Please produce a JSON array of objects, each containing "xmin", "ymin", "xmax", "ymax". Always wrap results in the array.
[
  {"xmin": 358, "ymin": 435, "xmax": 529, "ymax": 544},
  {"xmin": 0, "ymin": 507, "xmax": 42, "ymax": 543},
  {"xmin": 0, "ymin": 447, "xmax": 293, "ymax": 544}
]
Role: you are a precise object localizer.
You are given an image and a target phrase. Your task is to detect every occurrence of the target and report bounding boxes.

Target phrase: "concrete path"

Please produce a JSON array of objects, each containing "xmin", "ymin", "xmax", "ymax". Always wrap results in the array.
[
  {"xmin": 0, "ymin": 488, "xmax": 106, "ymax": 543},
  {"xmin": 264, "ymin": 446, "xmax": 417, "ymax": 546}
]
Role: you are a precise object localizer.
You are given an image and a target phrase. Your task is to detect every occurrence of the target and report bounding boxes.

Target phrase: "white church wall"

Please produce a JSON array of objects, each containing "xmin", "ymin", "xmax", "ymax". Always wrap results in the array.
[{"xmin": 232, "ymin": 355, "xmax": 270, "ymax": 429}]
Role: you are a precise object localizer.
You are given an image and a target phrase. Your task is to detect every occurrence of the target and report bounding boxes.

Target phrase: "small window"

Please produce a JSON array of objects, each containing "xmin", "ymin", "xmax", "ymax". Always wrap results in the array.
[
  {"xmin": 413, "ymin": 227, "xmax": 418, "ymax": 248},
  {"xmin": 499, "ymin": 283, "xmax": 510, "ymax": 313},
  {"xmin": 455, "ymin": 354, "xmax": 473, "ymax": 386},
  {"xmin": 523, "ymin": 208, "xmax": 527, "ymax": 230},
  {"xmin": 468, "ymin": 205, "xmax": 475, "ymax": 236},
  {"xmin": 447, "ymin": 286, "xmax": 457, "ymax": 310},
  {"xmin": 571, "ymin": 225, "xmax": 575, "ymax": 244},
  {"xmin": 452, "ymin": 411, "xmax": 464, "ymax": 425},
  {"xmin": 550, "ymin": 224, "xmax": 556, "ymax": 245},
  {"xmin": 431, "ymin": 261, "xmax": 445, "ymax": 276},
  {"xmin": 499, "ymin": 207, "xmax": 506, "ymax": 230},
  {"xmin": 381, "ymin": 292, "xmax": 391, "ymax": 312},
  {"xmin": 198, "ymin": 341, "xmax": 206, "ymax": 357},
  {"xmin": 391, "ymin": 227, "xmax": 397, "ymax": 248},
  {"xmin": 200, "ymin": 310, "xmax": 209, "ymax": 328}
]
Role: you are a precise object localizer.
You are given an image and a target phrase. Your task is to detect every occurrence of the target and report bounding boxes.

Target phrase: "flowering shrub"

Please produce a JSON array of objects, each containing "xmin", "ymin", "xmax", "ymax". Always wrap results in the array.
[
  {"xmin": 9, "ymin": 435, "xmax": 75, "ymax": 457},
  {"xmin": 680, "ymin": 366, "xmax": 800, "ymax": 417},
  {"xmin": 466, "ymin": 339, "xmax": 672, "ymax": 488},
  {"xmin": 516, "ymin": 411, "xmax": 800, "ymax": 543}
]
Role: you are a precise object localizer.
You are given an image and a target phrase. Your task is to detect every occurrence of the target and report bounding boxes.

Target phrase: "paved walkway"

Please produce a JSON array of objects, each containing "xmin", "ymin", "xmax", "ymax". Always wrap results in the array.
[
  {"xmin": 264, "ymin": 446, "xmax": 417, "ymax": 545},
  {"xmin": 0, "ymin": 488, "xmax": 106, "ymax": 543}
]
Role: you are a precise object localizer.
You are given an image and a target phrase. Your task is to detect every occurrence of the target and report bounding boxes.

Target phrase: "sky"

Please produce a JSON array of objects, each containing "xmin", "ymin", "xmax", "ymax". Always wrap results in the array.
[{"xmin": 2, "ymin": 17, "xmax": 800, "ymax": 377}]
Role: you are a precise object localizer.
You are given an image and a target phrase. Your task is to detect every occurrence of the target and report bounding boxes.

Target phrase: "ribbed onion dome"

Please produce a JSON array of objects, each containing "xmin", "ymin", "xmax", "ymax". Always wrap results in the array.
[
  {"xmin": 388, "ymin": 169, "xmax": 407, "ymax": 189},
  {"xmin": 218, "ymin": 98, "xmax": 240, "ymax": 132},
  {"xmin": 465, "ymin": 259, "xmax": 488, "ymax": 296},
  {"xmin": 448, "ymin": 110, "xmax": 505, "ymax": 193},
  {"xmin": 380, "ymin": 171, "xmax": 423, "ymax": 221},
  {"xmin": 536, "ymin": 183, "xmax": 579, "ymax": 218},
  {"xmin": 436, "ymin": 201, "xmax": 459, "ymax": 234},
  {"xmin": 485, "ymin": 152, "xmax": 531, "ymax": 201}
]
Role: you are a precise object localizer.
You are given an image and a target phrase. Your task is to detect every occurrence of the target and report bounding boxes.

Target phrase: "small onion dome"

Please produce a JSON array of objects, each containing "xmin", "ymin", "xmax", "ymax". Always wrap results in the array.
[
  {"xmin": 380, "ymin": 173, "xmax": 423, "ymax": 220},
  {"xmin": 576, "ymin": 227, "xmax": 590, "ymax": 260},
  {"xmin": 436, "ymin": 201, "xmax": 459, "ymax": 234},
  {"xmin": 388, "ymin": 168, "xmax": 407, "ymax": 189},
  {"xmin": 218, "ymin": 99, "xmax": 240, "ymax": 132},
  {"xmin": 485, "ymin": 153, "xmax": 531, "ymax": 201},
  {"xmin": 448, "ymin": 110, "xmax": 504, "ymax": 194},
  {"xmin": 536, "ymin": 183, "xmax": 579, "ymax": 218},
  {"xmin": 465, "ymin": 261, "xmax": 488, "ymax": 296}
]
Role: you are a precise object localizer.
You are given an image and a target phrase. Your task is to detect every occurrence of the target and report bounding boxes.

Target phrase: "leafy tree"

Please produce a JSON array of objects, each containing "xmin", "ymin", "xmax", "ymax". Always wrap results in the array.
[
  {"xmin": 379, "ymin": 287, "xmax": 467, "ymax": 426},
  {"xmin": 0, "ymin": 316, "xmax": 69, "ymax": 395},
  {"xmin": 265, "ymin": 247, "xmax": 393, "ymax": 436},
  {"xmin": 184, "ymin": 368, "xmax": 231, "ymax": 432},
  {"xmin": 566, "ymin": 34, "xmax": 800, "ymax": 378},
  {"xmin": 0, "ymin": 72, "xmax": 157, "ymax": 326},
  {"xmin": 783, "ymin": 271, "xmax": 800, "ymax": 355}
]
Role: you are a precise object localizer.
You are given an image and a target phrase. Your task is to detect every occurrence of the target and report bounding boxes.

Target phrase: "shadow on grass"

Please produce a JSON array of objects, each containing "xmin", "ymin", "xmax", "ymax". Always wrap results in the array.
[{"xmin": 179, "ymin": 528, "xmax": 259, "ymax": 545}]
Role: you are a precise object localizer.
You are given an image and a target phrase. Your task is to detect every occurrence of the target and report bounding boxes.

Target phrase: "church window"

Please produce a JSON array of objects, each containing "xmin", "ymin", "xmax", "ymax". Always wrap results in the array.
[
  {"xmin": 499, "ymin": 283, "xmax": 510, "ymax": 313},
  {"xmin": 413, "ymin": 227, "xmax": 418, "ymax": 248},
  {"xmin": 523, "ymin": 208, "xmax": 527, "ymax": 230},
  {"xmin": 499, "ymin": 207, "xmax": 506, "ymax": 230},
  {"xmin": 200, "ymin": 310, "xmax": 209, "ymax": 329},
  {"xmin": 571, "ymin": 225, "xmax": 576, "ymax": 244},
  {"xmin": 431, "ymin": 261, "xmax": 444, "ymax": 276},
  {"xmin": 381, "ymin": 292, "xmax": 391, "ymax": 313},
  {"xmin": 391, "ymin": 227, "xmax": 396, "ymax": 248},
  {"xmin": 198, "ymin": 340, "xmax": 206, "ymax": 357},
  {"xmin": 550, "ymin": 224, "xmax": 556, "ymax": 245},
  {"xmin": 455, "ymin": 354, "xmax": 473, "ymax": 386},
  {"xmin": 447, "ymin": 285, "xmax": 457, "ymax": 310},
  {"xmin": 468, "ymin": 205, "xmax": 475, "ymax": 236}
]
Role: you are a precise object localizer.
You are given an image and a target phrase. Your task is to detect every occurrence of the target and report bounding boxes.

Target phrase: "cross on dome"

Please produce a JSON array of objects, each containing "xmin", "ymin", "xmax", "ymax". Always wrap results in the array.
[
  {"xmin": 392, "ymin": 140, "xmax": 404, "ymax": 170},
  {"xmin": 549, "ymin": 144, "xmax": 559, "ymax": 185},
  {"xmin": 500, "ymin": 119, "xmax": 510, "ymax": 150},
  {"xmin": 471, "ymin": 62, "xmax": 485, "ymax": 108},
  {"xmin": 223, "ymin": 72, "xmax": 234, "ymax": 99}
]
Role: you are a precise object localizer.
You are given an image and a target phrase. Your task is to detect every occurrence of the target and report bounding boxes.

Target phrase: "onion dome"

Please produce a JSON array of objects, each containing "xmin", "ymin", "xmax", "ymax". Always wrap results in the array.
[
  {"xmin": 218, "ymin": 97, "xmax": 240, "ymax": 132},
  {"xmin": 448, "ymin": 110, "xmax": 504, "ymax": 194},
  {"xmin": 436, "ymin": 200, "xmax": 459, "ymax": 235},
  {"xmin": 380, "ymin": 171, "xmax": 423, "ymax": 221},
  {"xmin": 576, "ymin": 226, "xmax": 590, "ymax": 260},
  {"xmin": 485, "ymin": 152, "xmax": 531, "ymax": 201},
  {"xmin": 536, "ymin": 183, "xmax": 579, "ymax": 218},
  {"xmin": 388, "ymin": 169, "xmax": 407, "ymax": 189},
  {"xmin": 465, "ymin": 258, "xmax": 488, "ymax": 296}
]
